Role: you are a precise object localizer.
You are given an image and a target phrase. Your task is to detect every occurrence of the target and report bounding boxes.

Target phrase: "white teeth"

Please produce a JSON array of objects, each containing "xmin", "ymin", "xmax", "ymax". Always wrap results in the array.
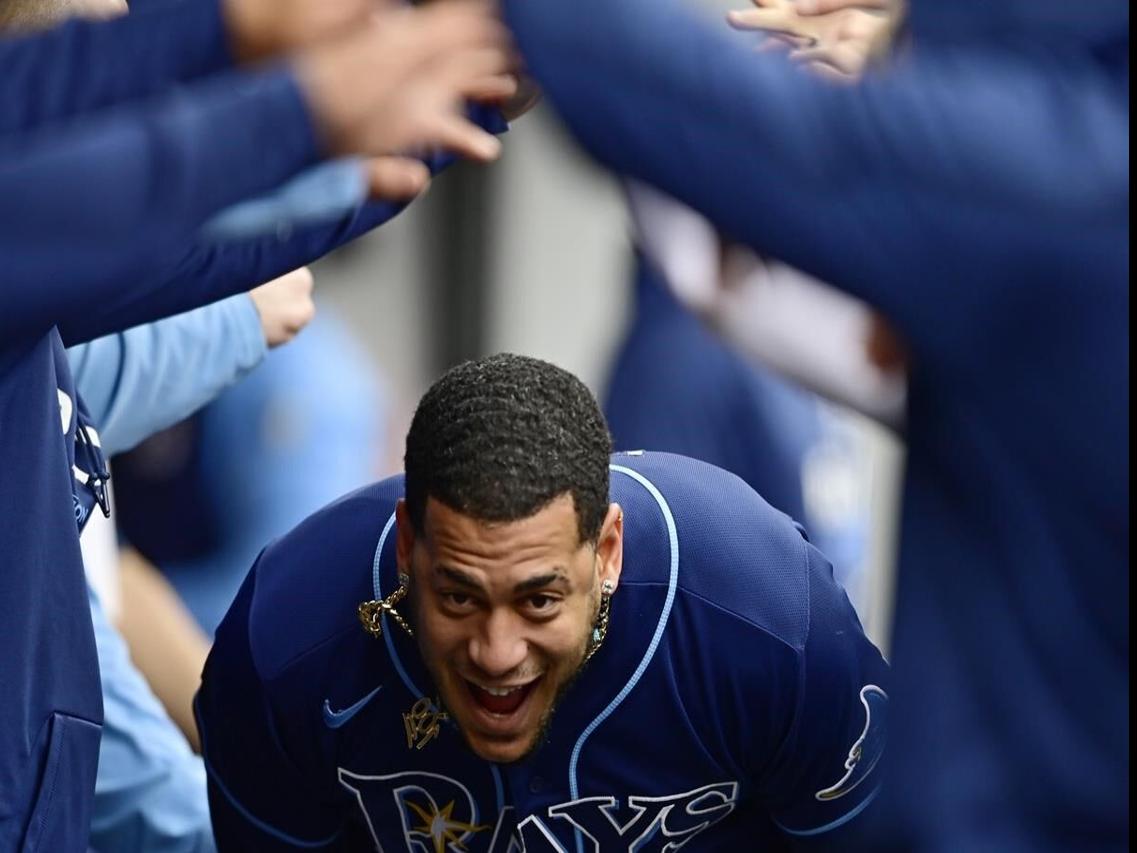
[{"xmin": 470, "ymin": 681, "xmax": 534, "ymax": 696}]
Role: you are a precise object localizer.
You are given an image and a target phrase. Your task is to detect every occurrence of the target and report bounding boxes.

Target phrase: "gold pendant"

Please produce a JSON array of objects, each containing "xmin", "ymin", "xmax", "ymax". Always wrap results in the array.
[
  {"xmin": 358, "ymin": 574, "xmax": 414, "ymax": 639},
  {"xmin": 403, "ymin": 697, "xmax": 448, "ymax": 750}
]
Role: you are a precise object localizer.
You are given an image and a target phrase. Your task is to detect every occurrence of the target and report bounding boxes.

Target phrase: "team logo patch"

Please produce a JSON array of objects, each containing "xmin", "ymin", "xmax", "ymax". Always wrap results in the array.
[
  {"xmin": 339, "ymin": 769, "xmax": 494, "ymax": 852},
  {"xmin": 815, "ymin": 684, "xmax": 887, "ymax": 802}
]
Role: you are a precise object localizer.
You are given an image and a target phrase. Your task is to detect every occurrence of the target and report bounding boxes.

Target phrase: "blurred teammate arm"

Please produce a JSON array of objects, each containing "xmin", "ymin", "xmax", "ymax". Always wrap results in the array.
[
  {"xmin": 4, "ymin": 0, "xmax": 512, "ymax": 345},
  {"xmin": 1, "ymin": 0, "xmax": 512, "ymax": 292},
  {"xmin": 0, "ymin": 0, "xmax": 372, "ymax": 133},
  {"xmin": 67, "ymin": 103, "xmax": 509, "ymax": 344},
  {"xmin": 0, "ymin": 66, "xmax": 320, "ymax": 344},
  {"xmin": 719, "ymin": 1, "xmax": 908, "ymax": 425},
  {"xmin": 196, "ymin": 102, "xmax": 509, "ymax": 244},
  {"xmin": 501, "ymin": 0, "xmax": 1127, "ymax": 362},
  {"xmin": 676, "ymin": 6, "xmax": 909, "ymax": 427},
  {"xmin": 0, "ymin": 0, "xmax": 230, "ymax": 132}
]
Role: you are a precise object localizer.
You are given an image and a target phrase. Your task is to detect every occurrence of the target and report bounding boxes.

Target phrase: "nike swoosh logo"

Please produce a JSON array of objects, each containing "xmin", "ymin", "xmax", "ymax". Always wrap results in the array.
[{"xmin": 322, "ymin": 685, "xmax": 384, "ymax": 729}]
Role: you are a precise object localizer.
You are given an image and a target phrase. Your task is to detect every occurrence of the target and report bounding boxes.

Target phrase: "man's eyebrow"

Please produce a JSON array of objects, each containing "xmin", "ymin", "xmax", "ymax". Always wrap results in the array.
[
  {"xmin": 435, "ymin": 566, "xmax": 485, "ymax": 590},
  {"xmin": 513, "ymin": 571, "xmax": 568, "ymax": 595},
  {"xmin": 434, "ymin": 566, "xmax": 569, "ymax": 595}
]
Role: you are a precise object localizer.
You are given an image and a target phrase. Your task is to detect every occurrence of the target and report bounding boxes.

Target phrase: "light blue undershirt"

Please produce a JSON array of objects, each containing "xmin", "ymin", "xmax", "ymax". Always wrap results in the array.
[
  {"xmin": 68, "ymin": 297, "xmax": 268, "ymax": 852},
  {"xmin": 68, "ymin": 293, "xmax": 266, "ymax": 457}
]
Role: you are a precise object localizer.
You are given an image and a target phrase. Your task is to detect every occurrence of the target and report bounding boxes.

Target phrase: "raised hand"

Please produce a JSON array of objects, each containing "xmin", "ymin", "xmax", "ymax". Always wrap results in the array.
[
  {"xmin": 249, "ymin": 267, "xmax": 316, "ymax": 348},
  {"xmin": 295, "ymin": 1, "xmax": 512, "ymax": 162},
  {"xmin": 727, "ymin": 0, "xmax": 899, "ymax": 81}
]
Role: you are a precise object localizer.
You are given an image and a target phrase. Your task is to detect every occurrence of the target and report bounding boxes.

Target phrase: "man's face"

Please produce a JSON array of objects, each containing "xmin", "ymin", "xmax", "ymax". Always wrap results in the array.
[{"xmin": 396, "ymin": 495, "xmax": 621, "ymax": 764}]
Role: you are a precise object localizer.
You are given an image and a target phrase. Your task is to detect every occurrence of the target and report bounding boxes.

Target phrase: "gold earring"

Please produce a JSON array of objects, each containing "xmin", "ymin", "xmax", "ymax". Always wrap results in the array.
[
  {"xmin": 359, "ymin": 573, "xmax": 415, "ymax": 639},
  {"xmin": 584, "ymin": 581, "xmax": 614, "ymax": 664}
]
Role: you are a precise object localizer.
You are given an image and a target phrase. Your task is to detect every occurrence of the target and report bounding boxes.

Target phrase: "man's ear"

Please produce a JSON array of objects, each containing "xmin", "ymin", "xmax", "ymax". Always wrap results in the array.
[
  {"xmin": 395, "ymin": 499, "xmax": 415, "ymax": 576},
  {"xmin": 595, "ymin": 502, "xmax": 624, "ymax": 591}
]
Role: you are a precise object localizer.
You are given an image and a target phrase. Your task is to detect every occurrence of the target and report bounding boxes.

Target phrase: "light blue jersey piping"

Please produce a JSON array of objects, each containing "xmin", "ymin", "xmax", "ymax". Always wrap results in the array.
[{"xmin": 568, "ymin": 464, "xmax": 680, "ymax": 853}]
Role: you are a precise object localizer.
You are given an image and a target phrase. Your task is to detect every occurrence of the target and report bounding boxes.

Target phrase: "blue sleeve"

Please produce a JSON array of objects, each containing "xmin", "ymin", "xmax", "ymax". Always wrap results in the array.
[
  {"xmin": 60, "ymin": 199, "xmax": 404, "ymax": 346},
  {"xmin": 197, "ymin": 564, "xmax": 345, "ymax": 852},
  {"xmin": 0, "ymin": 67, "xmax": 319, "ymax": 346},
  {"xmin": 756, "ymin": 545, "xmax": 889, "ymax": 844},
  {"xmin": 88, "ymin": 585, "xmax": 216, "ymax": 853},
  {"xmin": 60, "ymin": 106, "xmax": 509, "ymax": 343},
  {"xmin": 67, "ymin": 294, "xmax": 266, "ymax": 457},
  {"xmin": 0, "ymin": 0, "xmax": 231, "ymax": 134},
  {"xmin": 502, "ymin": 0, "xmax": 1128, "ymax": 369},
  {"xmin": 196, "ymin": 102, "xmax": 510, "ymax": 244},
  {"xmin": 199, "ymin": 158, "xmax": 370, "ymax": 242}
]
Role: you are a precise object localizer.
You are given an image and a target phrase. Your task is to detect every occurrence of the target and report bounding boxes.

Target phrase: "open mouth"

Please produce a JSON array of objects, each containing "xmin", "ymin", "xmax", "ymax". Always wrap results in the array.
[{"xmin": 465, "ymin": 678, "xmax": 540, "ymax": 717}]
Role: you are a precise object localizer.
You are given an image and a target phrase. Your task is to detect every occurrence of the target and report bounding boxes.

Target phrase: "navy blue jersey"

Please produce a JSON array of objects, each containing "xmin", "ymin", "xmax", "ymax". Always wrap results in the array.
[
  {"xmin": 500, "ymin": 0, "xmax": 1129, "ymax": 848},
  {"xmin": 197, "ymin": 452, "xmax": 888, "ymax": 851},
  {"xmin": 0, "ymin": 334, "xmax": 103, "ymax": 850}
]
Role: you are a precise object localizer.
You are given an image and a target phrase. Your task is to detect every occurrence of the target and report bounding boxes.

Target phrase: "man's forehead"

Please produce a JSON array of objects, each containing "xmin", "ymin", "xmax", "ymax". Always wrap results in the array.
[
  {"xmin": 423, "ymin": 493, "xmax": 577, "ymax": 529},
  {"xmin": 421, "ymin": 494, "xmax": 583, "ymax": 556}
]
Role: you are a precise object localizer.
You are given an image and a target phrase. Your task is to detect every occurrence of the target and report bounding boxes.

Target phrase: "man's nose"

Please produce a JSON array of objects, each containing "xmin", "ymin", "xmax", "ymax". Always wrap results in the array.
[{"xmin": 467, "ymin": 608, "xmax": 527, "ymax": 678}]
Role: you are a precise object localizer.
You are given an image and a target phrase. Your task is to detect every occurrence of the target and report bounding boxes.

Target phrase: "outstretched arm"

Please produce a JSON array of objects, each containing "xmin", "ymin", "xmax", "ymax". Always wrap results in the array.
[
  {"xmin": 60, "ymin": 105, "xmax": 506, "ymax": 346},
  {"xmin": 0, "ymin": 0, "xmax": 373, "ymax": 134},
  {"xmin": 502, "ymin": 0, "xmax": 1127, "ymax": 365},
  {"xmin": 7, "ymin": 0, "xmax": 513, "ymax": 347},
  {"xmin": 0, "ymin": 67, "xmax": 317, "ymax": 344}
]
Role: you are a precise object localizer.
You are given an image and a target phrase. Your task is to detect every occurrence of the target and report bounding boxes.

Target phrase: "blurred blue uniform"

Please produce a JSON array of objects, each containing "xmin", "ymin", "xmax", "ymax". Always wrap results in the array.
[
  {"xmin": 0, "ymin": 339, "xmax": 105, "ymax": 852},
  {"xmin": 501, "ymin": 0, "xmax": 1129, "ymax": 848},
  {"xmin": 196, "ymin": 452, "xmax": 888, "ymax": 851},
  {"xmin": 69, "ymin": 294, "xmax": 266, "ymax": 458},
  {"xmin": 605, "ymin": 258, "xmax": 868, "ymax": 594},
  {"xmin": 606, "ymin": 258, "xmax": 813, "ymax": 524}
]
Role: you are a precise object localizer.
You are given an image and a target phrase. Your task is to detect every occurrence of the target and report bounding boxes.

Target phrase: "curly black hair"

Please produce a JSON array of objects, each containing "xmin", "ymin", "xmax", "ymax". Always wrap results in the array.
[{"xmin": 404, "ymin": 354, "xmax": 613, "ymax": 543}]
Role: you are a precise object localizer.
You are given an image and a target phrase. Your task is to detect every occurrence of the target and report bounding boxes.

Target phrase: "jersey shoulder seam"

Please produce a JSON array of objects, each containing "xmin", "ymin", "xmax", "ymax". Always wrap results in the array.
[{"xmin": 670, "ymin": 583, "xmax": 804, "ymax": 654}]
